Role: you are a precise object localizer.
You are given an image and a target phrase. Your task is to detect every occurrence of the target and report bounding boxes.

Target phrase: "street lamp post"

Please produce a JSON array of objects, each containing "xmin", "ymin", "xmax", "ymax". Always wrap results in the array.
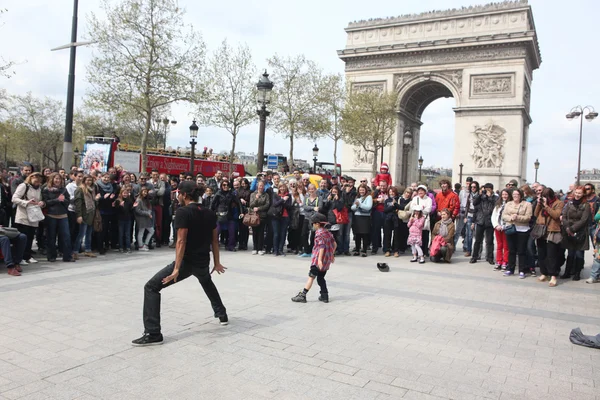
[
  {"xmin": 189, "ymin": 120, "xmax": 199, "ymax": 174},
  {"xmin": 534, "ymin": 158, "xmax": 540, "ymax": 182},
  {"xmin": 256, "ymin": 71, "xmax": 274, "ymax": 172},
  {"xmin": 459, "ymin": 163, "xmax": 464, "ymax": 185},
  {"xmin": 312, "ymin": 144, "xmax": 319, "ymax": 173},
  {"xmin": 402, "ymin": 130, "xmax": 413, "ymax": 186},
  {"xmin": 74, "ymin": 147, "xmax": 80, "ymax": 168},
  {"xmin": 155, "ymin": 118, "xmax": 177, "ymax": 149},
  {"xmin": 418, "ymin": 156, "xmax": 423, "ymax": 183},
  {"xmin": 567, "ymin": 106, "xmax": 598, "ymax": 185}
]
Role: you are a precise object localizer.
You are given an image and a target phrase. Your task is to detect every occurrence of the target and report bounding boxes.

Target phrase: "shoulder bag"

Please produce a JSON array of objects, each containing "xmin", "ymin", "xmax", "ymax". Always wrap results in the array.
[
  {"xmin": 243, "ymin": 212, "xmax": 260, "ymax": 227},
  {"xmin": 504, "ymin": 203, "xmax": 522, "ymax": 236},
  {"xmin": 530, "ymin": 215, "xmax": 548, "ymax": 240}
]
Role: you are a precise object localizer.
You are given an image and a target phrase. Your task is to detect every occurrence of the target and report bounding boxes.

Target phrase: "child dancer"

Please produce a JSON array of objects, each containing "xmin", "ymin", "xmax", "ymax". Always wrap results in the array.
[
  {"xmin": 408, "ymin": 210, "xmax": 426, "ymax": 264},
  {"xmin": 291, "ymin": 213, "xmax": 336, "ymax": 303}
]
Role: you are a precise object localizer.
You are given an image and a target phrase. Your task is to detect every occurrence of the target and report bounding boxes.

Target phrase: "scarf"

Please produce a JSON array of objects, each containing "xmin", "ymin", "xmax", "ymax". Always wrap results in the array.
[
  {"xmin": 439, "ymin": 218, "xmax": 453, "ymax": 237},
  {"xmin": 572, "ymin": 198, "xmax": 582, "ymax": 207},
  {"xmin": 542, "ymin": 197, "xmax": 557, "ymax": 217},
  {"xmin": 83, "ymin": 186, "xmax": 95, "ymax": 212},
  {"xmin": 96, "ymin": 180, "xmax": 114, "ymax": 194}
]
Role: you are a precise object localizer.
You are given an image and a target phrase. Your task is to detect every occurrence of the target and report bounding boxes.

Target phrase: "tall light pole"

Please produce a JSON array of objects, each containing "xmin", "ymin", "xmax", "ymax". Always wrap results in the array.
[
  {"xmin": 155, "ymin": 118, "xmax": 177, "ymax": 149},
  {"xmin": 459, "ymin": 163, "xmax": 464, "ymax": 185},
  {"xmin": 402, "ymin": 130, "xmax": 413, "ymax": 186},
  {"xmin": 534, "ymin": 158, "xmax": 540, "ymax": 182},
  {"xmin": 189, "ymin": 120, "xmax": 199, "ymax": 174},
  {"xmin": 418, "ymin": 155, "xmax": 423, "ymax": 183},
  {"xmin": 256, "ymin": 71, "xmax": 274, "ymax": 172},
  {"xmin": 74, "ymin": 147, "xmax": 80, "ymax": 168},
  {"xmin": 312, "ymin": 144, "xmax": 319, "ymax": 173},
  {"xmin": 566, "ymin": 106, "xmax": 598, "ymax": 185}
]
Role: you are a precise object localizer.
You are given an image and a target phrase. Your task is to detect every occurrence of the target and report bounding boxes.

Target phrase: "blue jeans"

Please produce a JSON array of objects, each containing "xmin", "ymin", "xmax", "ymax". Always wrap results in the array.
[
  {"xmin": 47, "ymin": 217, "xmax": 72, "ymax": 261},
  {"xmin": 76, "ymin": 223, "xmax": 93, "ymax": 253},
  {"xmin": 119, "ymin": 219, "xmax": 132, "ymax": 251},
  {"xmin": 590, "ymin": 258, "xmax": 600, "ymax": 280},
  {"xmin": 271, "ymin": 217, "xmax": 289, "ymax": 254},
  {"xmin": 463, "ymin": 216, "xmax": 474, "ymax": 253},
  {"xmin": 0, "ymin": 234, "xmax": 26, "ymax": 267}
]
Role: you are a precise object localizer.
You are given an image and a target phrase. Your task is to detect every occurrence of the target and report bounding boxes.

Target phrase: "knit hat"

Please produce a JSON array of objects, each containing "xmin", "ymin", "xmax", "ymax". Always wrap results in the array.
[
  {"xmin": 380, "ymin": 163, "xmax": 389, "ymax": 171},
  {"xmin": 417, "ymin": 184, "xmax": 427, "ymax": 192}
]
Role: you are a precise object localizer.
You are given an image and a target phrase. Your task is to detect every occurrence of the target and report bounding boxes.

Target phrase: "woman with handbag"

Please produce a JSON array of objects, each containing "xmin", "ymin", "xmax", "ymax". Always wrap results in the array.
[
  {"xmin": 431, "ymin": 208, "xmax": 456, "ymax": 263},
  {"xmin": 323, "ymin": 185, "xmax": 345, "ymax": 252},
  {"xmin": 210, "ymin": 180, "xmax": 241, "ymax": 252},
  {"xmin": 533, "ymin": 188, "xmax": 564, "ymax": 287},
  {"xmin": 501, "ymin": 188, "xmax": 533, "ymax": 278},
  {"xmin": 383, "ymin": 186, "xmax": 401, "ymax": 257},
  {"xmin": 396, "ymin": 188, "xmax": 413, "ymax": 254},
  {"xmin": 42, "ymin": 173, "xmax": 74, "ymax": 263},
  {"xmin": 74, "ymin": 175, "xmax": 98, "ymax": 257},
  {"xmin": 351, "ymin": 184, "xmax": 373, "ymax": 257},
  {"xmin": 491, "ymin": 189, "xmax": 511, "ymax": 271},
  {"xmin": 95, "ymin": 173, "xmax": 120, "ymax": 254},
  {"xmin": 560, "ymin": 186, "xmax": 591, "ymax": 281},
  {"xmin": 270, "ymin": 183, "xmax": 292, "ymax": 256},
  {"xmin": 249, "ymin": 181, "xmax": 270, "ymax": 255},
  {"xmin": 236, "ymin": 178, "xmax": 252, "ymax": 251},
  {"xmin": 134, "ymin": 187, "xmax": 154, "ymax": 251},
  {"xmin": 11, "ymin": 172, "xmax": 45, "ymax": 264},
  {"xmin": 286, "ymin": 180, "xmax": 305, "ymax": 255}
]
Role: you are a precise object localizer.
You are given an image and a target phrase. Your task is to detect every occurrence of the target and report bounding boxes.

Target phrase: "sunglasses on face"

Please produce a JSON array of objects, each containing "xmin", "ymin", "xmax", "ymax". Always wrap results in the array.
[{"xmin": 361, "ymin": 180, "xmax": 367, "ymax": 183}]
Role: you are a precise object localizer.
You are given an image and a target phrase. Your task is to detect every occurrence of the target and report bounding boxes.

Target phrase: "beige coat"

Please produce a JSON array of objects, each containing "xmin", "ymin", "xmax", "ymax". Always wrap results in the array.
[
  {"xmin": 12, "ymin": 182, "xmax": 43, "ymax": 227},
  {"xmin": 501, "ymin": 201, "xmax": 532, "ymax": 227}
]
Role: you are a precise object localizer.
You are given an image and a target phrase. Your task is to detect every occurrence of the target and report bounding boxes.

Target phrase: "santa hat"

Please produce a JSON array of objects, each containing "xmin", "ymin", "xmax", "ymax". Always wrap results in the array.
[{"xmin": 380, "ymin": 163, "xmax": 389, "ymax": 171}]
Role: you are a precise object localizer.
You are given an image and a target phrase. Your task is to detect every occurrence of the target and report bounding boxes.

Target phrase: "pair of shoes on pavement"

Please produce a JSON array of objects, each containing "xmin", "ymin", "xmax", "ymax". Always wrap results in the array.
[
  {"xmin": 132, "ymin": 314, "xmax": 228, "ymax": 347},
  {"xmin": 291, "ymin": 292, "xmax": 328, "ymax": 303}
]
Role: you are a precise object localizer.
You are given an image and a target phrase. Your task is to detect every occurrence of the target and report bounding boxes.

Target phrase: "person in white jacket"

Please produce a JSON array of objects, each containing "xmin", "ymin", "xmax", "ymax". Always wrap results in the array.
[
  {"xmin": 409, "ymin": 185, "xmax": 433, "ymax": 256},
  {"xmin": 491, "ymin": 189, "xmax": 511, "ymax": 271},
  {"xmin": 351, "ymin": 184, "xmax": 373, "ymax": 257}
]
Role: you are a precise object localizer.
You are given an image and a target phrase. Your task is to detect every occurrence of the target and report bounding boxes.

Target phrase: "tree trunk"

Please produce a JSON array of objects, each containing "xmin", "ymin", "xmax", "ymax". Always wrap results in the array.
[
  {"xmin": 140, "ymin": 111, "xmax": 151, "ymax": 173},
  {"xmin": 229, "ymin": 127, "xmax": 237, "ymax": 179},
  {"xmin": 333, "ymin": 138, "xmax": 338, "ymax": 171},
  {"xmin": 289, "ymin": 131, "xmax": 294, "ymax": 172},
  {"xmin": 372, "ymin": 142, "xmax": 378, "ymax": 176}
]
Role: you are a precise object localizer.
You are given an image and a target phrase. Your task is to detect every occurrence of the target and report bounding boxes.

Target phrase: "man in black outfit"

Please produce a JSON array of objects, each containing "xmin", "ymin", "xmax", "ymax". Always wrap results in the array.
[{"xmin": 132, "ymin": 181, "xmax": 228, "ymax": 346}]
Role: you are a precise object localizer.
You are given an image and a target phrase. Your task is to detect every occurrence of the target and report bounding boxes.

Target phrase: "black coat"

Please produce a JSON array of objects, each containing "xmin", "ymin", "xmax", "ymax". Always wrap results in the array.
[
  {"xmin": 383, "ymin": 196, "xmax": 401, "ymax": 227},
  {"xmin": 211, "ymin": 189, "xmax": 241, "ymax": 221},
  {"xmin": 473, "ymin": 192, "xmax": 497, "ymax": 227},
  {"xmin": 322, "ymin": 194, "xmax": 344, "ymax": 225},
  {"xmin": 42, "ymin": 187, "xmax": 70, "ymax": 216}
]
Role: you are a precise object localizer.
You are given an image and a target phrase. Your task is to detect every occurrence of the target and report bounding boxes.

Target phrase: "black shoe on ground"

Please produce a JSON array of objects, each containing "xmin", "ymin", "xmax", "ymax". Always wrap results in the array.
[
  {"xmin": 155, "ymin": 243, "xmax": 162, "ymax": 248},
  {"xmin": 469, "ymin": 258, "xmax": 476, "ymax": 264},
  {"xmin": 371, "ymin": 249, "xmax": 378, "ymax": 255},
  {"xmin": 48, "ymin": 258, "xmax": 56, "ymax": 263},
  {"xmin": 318, "ymin": 295, "xmax": 329, "ymax": 303},
  {"xmin": 131, "ymin": 333, "xmax": 163, "ymax": 347},
  {"xmin": 344, "ymin": 251, "xmax": 351, "ymax": 256},
  {"xmin": 361, "ymin": 252, "xmax": 367, "ymax": 258},
  {"xmin": 291, "ymin": 292, "xmax": 307, "ymax": 303},
  {"xmin": 353, "ymin": 251, "xmax": 360, "ymax": 256},
  {"xmin": 217, "ymin": 314, "xmax": 229, "ymax": 325},
  {"xmin": 487, "ymin": 259, "xmax": 495, "ymax": 265}
]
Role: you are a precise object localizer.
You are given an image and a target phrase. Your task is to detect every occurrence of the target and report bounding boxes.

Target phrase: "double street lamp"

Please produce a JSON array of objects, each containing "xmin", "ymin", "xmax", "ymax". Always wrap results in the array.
[
  {"xmin": 401, "ymin": 130, "xmax": 413, "ymax": 186},
  {"xmin": 418, "ymin": 155, "xmax": 423, "ymax": 183},
  {"xmin": 155, "ymin": 117, "xmax": 177, "ymax": 149},
  {"xmin": 566, "ymin": 106, "xmax": 598, "ymax": 185},
  {"xmin": 534, "ymin": 158, "xmax": 540, "ymax": 182},
  {"xmin": 189, "ymin": 120, "xmax": 199, "ymax": 173},
  {"xmin": 312, "ymin": 144, "xmax": 319, "ymax": 173},
  {"xmin": 256, "ymin": 71, "xmax": 274, "ymax": 172}
]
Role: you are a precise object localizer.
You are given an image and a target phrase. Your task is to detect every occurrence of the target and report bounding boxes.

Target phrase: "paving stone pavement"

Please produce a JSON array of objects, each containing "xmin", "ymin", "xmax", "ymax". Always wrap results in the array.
[{"xmin": 1, "ymin": 246, "xmax": 599, "ymax": 400}]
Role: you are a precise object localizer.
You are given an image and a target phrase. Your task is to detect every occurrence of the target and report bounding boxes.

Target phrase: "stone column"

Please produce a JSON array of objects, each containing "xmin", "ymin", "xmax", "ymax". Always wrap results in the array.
[{"xmin": 393, "ymin": 116, "xmax": 406, "ymax": 186}]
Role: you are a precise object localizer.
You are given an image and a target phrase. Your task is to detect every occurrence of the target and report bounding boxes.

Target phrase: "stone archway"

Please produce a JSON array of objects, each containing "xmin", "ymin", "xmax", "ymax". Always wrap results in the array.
[{"xmin": 338, "ymin": 0, "xmax": 541, "ymax": 189}]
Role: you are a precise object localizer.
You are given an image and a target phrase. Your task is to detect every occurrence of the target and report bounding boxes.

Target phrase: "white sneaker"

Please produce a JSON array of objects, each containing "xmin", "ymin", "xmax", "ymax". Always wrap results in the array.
[
  {"xmin": 139, "ymin": 246, "xmax": 149, "ymax": 252},
  {"xmin": 586, "ymin": 277, "xmax": 599, "ymax": 284},
  {"xmin": 20, "ymin": 260, "xmax": 28, "ymax": 265},
  {"xmin": 258, "ymin": 251, "xmax": 265, "ymax": 255},
  {"xmin": 251, "ymin": 250, "xmax": 258, "ymax": 255},
  {"xmin": 28, "ymin": 258, "xmax": 38, "ymax": 264}
]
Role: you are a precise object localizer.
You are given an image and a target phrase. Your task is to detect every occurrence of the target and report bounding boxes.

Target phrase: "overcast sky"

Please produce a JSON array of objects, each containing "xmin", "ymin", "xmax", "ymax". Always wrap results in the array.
[{"xmin": 2, "ymin": 0, "xmax": 599, "ymax": 189}]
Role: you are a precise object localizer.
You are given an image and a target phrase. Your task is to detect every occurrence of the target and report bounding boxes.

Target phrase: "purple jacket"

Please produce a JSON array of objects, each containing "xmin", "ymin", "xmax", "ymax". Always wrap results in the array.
[{"xmin": 428, "ymin": 192, "xmax": 437, "ymax": 214}]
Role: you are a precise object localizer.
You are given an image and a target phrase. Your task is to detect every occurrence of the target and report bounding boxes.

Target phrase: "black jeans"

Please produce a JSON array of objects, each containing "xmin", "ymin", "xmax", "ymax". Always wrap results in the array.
[
  {"xmin": 354, "ymin": 233, "xmax": 369, "ymax": 253},
  {"xmin": 143, "ymin": 261, "xmax": 227, "ymax": 335},
  {"xmin": 14, "ymin": 223, "xmax": 36, "ymax": 261},
  {"xmin": 383, "ymin": 219, "xmax": 399, "ymax": 253},
  {"xmin": 316, "ymin": 270, "xmax": 328, "ymax": 295},
  {"xmin": 288, "ymin": 215, "xmax": 304, "ymax": 252},
  {"xmin": 238, "ymin": 222, "xmax": 249, "ymax": 250},
  {"xmin": 506, "ymin": 231, "xmax": 529, "ymax": 273},
  {"xmin": 301, "ymin": 218, "xmax": 315, "ymax": 254},
  {"xmin": 398, "ymin": 222, "xmax": 409, "ymax": 252},
  {"xmin": 472, "ymin": 224, "xmax": 494, "ymax": 261},
  {"xmin": 421, "ymin": 230, "xmax": 430, "ymax": 256},
  {"xmin": 537, "ymin": 238, "xmax": 560, "ymax": 277},
  {"xmin": 252, "ymin": 220, "xmax": 265, "ymax": 251}
]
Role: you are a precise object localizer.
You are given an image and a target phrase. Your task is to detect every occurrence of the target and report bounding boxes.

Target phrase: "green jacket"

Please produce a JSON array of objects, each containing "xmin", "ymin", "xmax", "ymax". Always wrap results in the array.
[{"xmin": 74, "ymin": 187, "xmax": 96, "ymax": 225}]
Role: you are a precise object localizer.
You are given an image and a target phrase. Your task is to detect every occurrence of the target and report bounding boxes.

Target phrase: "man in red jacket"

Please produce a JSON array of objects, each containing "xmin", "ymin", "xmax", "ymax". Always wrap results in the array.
[{"xmin": 435, "ymin": 180, "xmax": 460, "ymax": 220}]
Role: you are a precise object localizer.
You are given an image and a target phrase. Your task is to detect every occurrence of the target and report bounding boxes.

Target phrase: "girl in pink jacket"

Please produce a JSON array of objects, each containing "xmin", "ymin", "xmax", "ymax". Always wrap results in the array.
[{"xmin": 407, "ymin": 210, "xmax": 426, "ymax": 264}]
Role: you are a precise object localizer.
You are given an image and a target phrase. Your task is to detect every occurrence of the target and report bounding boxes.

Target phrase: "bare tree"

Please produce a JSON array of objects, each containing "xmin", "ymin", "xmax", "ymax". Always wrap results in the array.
[
  {"xmin": 86, "ymin": 0, "xmax": 205, "ymax": 171},
  {"xmin": 341, "ymin": 88, "xmax": 398, "ymax": 175},
  {"xmin": 267, "ymin": 54, "xmax": 329, "ymax": 169},
  {"xmin": 197, "ymin": 40, "xmax": 256, "ymax": 175}
]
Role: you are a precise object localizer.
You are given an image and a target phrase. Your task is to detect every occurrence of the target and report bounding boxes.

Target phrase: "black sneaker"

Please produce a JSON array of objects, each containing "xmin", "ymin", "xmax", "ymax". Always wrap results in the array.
[
  {"xmin": 344, "ymin": 251, "xmax": 351, "ymax": 256},
  {"xmin": 291, "ymin": 292, "xmax": 307, "ymax": 303},
  {"xmin": 131, "ymin": 333, "xmax": 163, "ymax": 347},
  {"xmin": 361, "ymin": 252, "xmax": 367, "ymax": 258},
  {"xmin": 371, "ymin": 249, "xmax": 378, "ymax": 255},
  {"xmin": 318, "ymin": 295, "xmax": 329, "ymax": 303},
  {"xmin": 218, "ymin": 315, "xmax": 229, "ymax": 326},
  {"xmin": 353, "ymin": 251, "xmax": 360, "ymax": 256}
]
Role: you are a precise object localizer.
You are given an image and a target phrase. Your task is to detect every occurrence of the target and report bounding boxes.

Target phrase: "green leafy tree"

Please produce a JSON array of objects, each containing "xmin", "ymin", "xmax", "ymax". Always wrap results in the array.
[
  {"xmin": 341, "ymin": 87, "xmax": 398, "ymax": 175},
  {"xmin": 86, "ymin": 0, "xmax": 206, "ymax": 171},
  {"xmin": 267, "ymin": 54, "xmax": 329, "ymax": 169},
  {"xmin": 197, "ymin": 40, "xmax": 256, "ymax": 175}
]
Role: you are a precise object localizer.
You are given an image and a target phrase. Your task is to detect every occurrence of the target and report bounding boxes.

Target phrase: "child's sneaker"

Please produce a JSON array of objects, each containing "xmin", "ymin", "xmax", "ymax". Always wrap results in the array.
[
  {"xmin": 410, "ymin": 256, "xmax": 418, "ymax": 263},
  {"xmin": 501, "ymin": 264, "xmax": 507, "ymax": 271},
  {"xmin": 418, "ymin": 257, "xmax": 425, "ymax": 264},
  {"xmin": 493, "ymin": 264, "xmax": 502, "ymax": 271},
  {"xmin": 291, "ymin": 292, "xmax": 307, "ymax": 303}
]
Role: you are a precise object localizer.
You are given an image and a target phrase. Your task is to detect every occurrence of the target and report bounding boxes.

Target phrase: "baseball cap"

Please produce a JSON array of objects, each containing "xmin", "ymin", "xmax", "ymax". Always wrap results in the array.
[{"xmin": 310, "ymin": 213, "xmax": 328, "ymax": 225}]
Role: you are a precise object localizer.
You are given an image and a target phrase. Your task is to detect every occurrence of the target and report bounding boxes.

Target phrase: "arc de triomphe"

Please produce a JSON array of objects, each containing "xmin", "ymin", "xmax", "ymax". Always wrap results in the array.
[{"xmin": 338, "ymin": 0, "xmax": 541, "ymax": 189}]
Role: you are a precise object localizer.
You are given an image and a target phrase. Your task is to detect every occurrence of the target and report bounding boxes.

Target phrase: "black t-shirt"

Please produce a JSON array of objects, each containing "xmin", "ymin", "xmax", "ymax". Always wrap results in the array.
[{"xmin": 174, "ymin": 202, "xmax": 216, "ymax": 268}]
